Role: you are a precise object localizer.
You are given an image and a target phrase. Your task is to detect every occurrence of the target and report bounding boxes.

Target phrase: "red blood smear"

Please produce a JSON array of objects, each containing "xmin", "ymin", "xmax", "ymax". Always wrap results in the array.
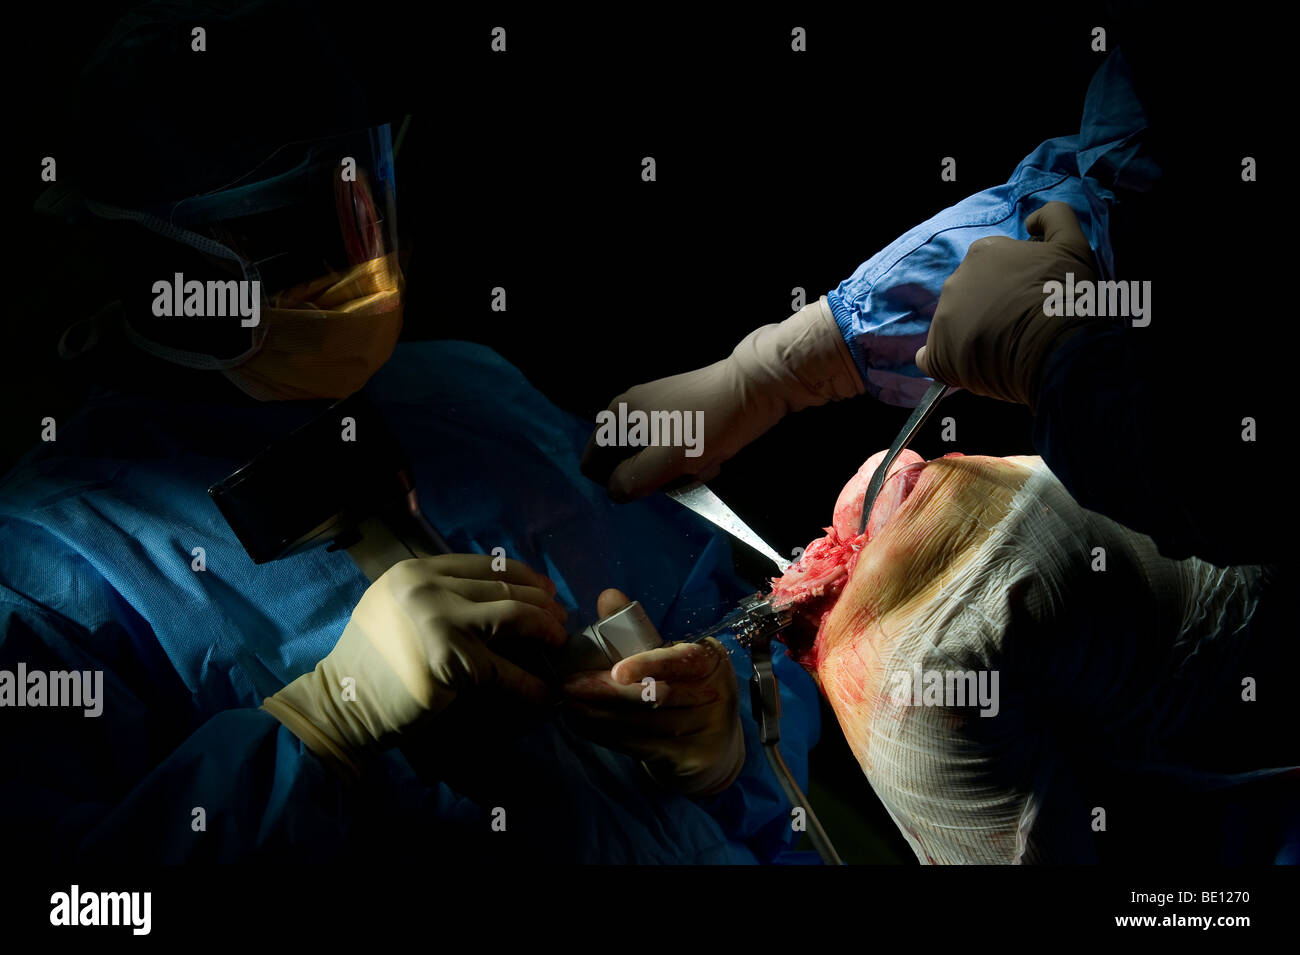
[{"xmin": 769, "ymin": 449, "xmax": 928, "ymax": 667}]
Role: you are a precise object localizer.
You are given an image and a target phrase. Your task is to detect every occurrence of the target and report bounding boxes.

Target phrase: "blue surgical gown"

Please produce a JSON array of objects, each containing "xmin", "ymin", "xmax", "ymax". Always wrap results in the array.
[{"xmin": 0, "ymin": 341, "xmax": 820, "ymax": 864}]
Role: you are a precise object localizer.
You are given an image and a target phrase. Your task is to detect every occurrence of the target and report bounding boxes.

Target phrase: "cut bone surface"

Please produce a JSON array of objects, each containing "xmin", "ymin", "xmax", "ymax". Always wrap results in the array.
[{"xmin": 768, "ymin": 448, "xmax": 928, "ymax": 660}]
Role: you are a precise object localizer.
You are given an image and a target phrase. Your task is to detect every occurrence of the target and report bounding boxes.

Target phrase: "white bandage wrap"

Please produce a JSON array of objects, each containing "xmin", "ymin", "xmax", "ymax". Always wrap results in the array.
[{"xmin": 836, "ymin": 459, "xmax": 1271, "ymax": 864}]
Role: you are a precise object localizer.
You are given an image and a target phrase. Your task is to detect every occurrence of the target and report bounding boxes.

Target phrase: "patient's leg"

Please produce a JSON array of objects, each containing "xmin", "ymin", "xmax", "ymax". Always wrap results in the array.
[{"xmin": 771, "ymin": 453, "xmax": 1285, "ymax": 863}]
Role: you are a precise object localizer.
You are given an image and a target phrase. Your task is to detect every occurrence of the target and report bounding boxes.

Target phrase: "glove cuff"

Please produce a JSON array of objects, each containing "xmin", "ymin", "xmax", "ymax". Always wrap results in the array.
[
  {"xmin": 731, "ymin": 296, "xmax": 865, "ymax": 414},
  {"xmin": 262, "ymin": 676, "xmax": 364, "ymax": 783}
]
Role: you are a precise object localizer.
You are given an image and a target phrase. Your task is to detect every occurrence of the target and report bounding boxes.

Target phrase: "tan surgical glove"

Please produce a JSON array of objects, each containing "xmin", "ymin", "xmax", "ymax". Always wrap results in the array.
[
  {"xmin": 560, "ymin": 589, "xmax": 744, "ymax": 797},
  {"xmin": 581, "ymin": 296, "xmax": 863, "ymax": 501},
  {"xmin": 262, "ymin": 555, "xmax": 567, "ymax": 781},
  {"xmin": 916, "ymin": 201, "xmax": 1102, "ymax": 408}
]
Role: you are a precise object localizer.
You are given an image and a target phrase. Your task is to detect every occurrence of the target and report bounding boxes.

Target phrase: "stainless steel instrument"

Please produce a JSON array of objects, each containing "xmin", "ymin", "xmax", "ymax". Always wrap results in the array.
[
  {"xmin": 857, "ymin": 379, "xmax": 951, "ymax": 536},
  {"xmin": 666, "ymin": 482, "xmax": 790, "ymax": 573}
]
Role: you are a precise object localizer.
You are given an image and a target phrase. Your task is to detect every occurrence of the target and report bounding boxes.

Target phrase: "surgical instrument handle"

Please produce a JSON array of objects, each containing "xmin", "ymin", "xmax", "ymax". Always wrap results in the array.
[{"xmin": 750, "ymin": 634, "xmax": 844, "ymax": 866}]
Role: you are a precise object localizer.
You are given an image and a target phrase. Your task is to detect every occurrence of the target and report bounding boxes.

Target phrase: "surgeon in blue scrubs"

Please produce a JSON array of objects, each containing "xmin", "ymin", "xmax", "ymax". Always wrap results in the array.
[{"xmin": 0, "ymin": 0, "xmax": 819, "ymax": 864}]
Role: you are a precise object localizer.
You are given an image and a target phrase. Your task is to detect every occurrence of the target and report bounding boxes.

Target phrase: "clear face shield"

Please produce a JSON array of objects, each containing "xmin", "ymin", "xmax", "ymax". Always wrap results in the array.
[{"xmin": 83, "ymin": 123, "xmax": 403, "ymax": 401}]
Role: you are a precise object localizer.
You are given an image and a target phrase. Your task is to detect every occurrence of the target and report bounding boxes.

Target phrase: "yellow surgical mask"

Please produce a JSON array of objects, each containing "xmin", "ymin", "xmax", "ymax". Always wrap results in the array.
[
  {"xmin": 83, "ymin": 125, "xmax": 405, "ymax": 402},
  {"xmin": 223, "ymin": 253, "xmax": 403, "ymax": 401}
]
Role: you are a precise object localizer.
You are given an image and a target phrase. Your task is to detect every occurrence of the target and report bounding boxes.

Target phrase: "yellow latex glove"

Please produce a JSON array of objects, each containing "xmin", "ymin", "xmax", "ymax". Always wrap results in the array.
[
  {"xmin": 262, "ymin": 555, "xmax": 567, "ymax": 781},
  {"xmin": 561, "ymin": 589, "xmax": 744, "ymax": 797}
]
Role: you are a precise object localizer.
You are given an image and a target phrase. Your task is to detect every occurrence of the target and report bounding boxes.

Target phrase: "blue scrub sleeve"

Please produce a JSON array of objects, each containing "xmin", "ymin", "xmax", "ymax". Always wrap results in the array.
[{"xmin": 825, "ymin": 49, "xmax": 1150, "ymax": 408}]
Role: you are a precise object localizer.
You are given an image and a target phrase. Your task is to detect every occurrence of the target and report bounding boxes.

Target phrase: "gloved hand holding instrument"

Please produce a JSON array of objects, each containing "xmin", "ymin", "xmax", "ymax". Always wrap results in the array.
[
  {"xmin": 639, "ymin": 482, "xmax": 845, "ymax": 863},
  {"xmin": 261, "ymin": 555, "xmax": 568, "ymax": 781},
  {"xmin": 562, "ymin": 585, "xmax": 845, "ymax": 864},
  {"xmin": 222, "ymin": 394, "xmax": 742, "ymax": 790},
  {"xmin": 561, "ymin": 589, "xmax": 745, "ymax": 798},
  {"xmin": 225, "ymin": 392, "xmax": 838, "ymax": 858},
  {"xmin": 915, "ymin": 201, "xmax": 1103, "ymax": 408}
]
